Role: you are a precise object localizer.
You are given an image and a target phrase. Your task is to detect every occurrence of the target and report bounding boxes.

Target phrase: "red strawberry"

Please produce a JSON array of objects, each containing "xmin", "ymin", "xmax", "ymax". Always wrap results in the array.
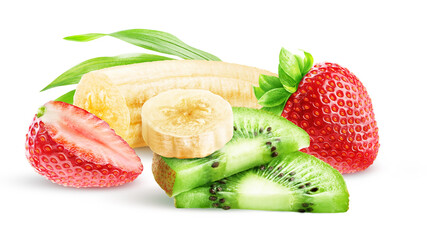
[
  {"xmin": 282, "ymin": 63, "xmax": 379, "ymax": 173},
  {"xmin": 254, "ymin": 49, "xmax": 379, "ymax": 173},
  {"xmin": 25, "ymin": 101, "xmax": 143, "ymax": 187}
]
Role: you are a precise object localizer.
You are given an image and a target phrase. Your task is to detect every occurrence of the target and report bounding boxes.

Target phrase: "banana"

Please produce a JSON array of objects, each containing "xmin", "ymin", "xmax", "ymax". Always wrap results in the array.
[
  {"xmin": 74, "ymin": 60, "xmax": 276, "ymax": 148},
  {"xmin": 141, "ymin": 89, "xmax": 233, "ymax": 158}
]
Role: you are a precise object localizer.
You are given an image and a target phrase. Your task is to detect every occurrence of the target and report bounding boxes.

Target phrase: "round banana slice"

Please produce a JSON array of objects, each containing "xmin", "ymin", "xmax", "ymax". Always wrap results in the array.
[{"xmin": 141, "ymin": 89, "xmax": 233, "ymax": 159}]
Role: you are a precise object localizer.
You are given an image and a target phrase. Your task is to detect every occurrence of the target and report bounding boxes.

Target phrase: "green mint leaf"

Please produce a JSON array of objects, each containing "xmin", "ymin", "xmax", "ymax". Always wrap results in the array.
[
  {"xmin": 257, "ymin": 88, "xmax": 288, "ymax": 107},
  {"xmin": 41, "ymin": 53, "xmax": 172, "ymax": 91},
  {"xmin": 253, "ymin": 86, "xmax": 265, "ymax": 100},
  {"xmin": 64, "ymin": 29, "xmax": 221, "ymax": 61},
  {"xmin": 55, "ymin": 90, "xmax": 76, "ymax": 104},
  {"xmin": 259, "ymin": 74, "xmax": 282, "ymax": 92}
]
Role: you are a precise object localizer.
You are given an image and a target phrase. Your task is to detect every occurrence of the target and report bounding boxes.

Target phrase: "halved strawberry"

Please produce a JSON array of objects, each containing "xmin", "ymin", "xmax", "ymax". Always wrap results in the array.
[{"xmin": 25, "ymin": 101, "xmax": 143, "ymax": 187}]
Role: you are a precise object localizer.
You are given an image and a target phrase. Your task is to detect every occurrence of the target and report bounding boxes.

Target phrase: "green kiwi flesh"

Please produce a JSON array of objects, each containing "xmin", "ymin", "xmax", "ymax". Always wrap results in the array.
[
  {"xmin": 152, "ymin": 107, "xmax": 310, "ymax": 197},
  {"xmin": 174, "ymin": 151, "xmax": 349, "ymax": 213}
]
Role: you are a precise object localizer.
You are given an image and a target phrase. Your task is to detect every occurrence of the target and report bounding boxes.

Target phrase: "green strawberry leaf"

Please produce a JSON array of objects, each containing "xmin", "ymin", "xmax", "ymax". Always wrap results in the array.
[
  {"xmin": 279, "ymin": 48, "xmax": 302, "ymax": 83},
  {"xmin": 255, "ymin": 47, "xmax": 314, "ymax": 116},
  {"xmin": 302, "ymin": 51, "xmax": 314, "ymax": 75},
  {"xmin": 55, "ymin": 90, "xmax": 76, "ymax": 104},
  {"xmin": 41, "ymin": 53, "xmax": 173, "ymax": 91},
  {"xmin": 253, "ymin": 86, "xmax": 265, "ymax": 100},
  {"xmin": 64, "ymin": 29, "xmax": 221, "ymax": 61},
  {"xmin": 278, "ymin": 66, "xmax": 298, "ymax": 93},
  {"xmin": 261, "ymin": 101, "xmax": 287, "ymax": 116},
  {"xmin": 257, "ymin": 88, "xmax": 288, "ymax": 107},
  {"xmin": 258, "ymin": 74, "xmax": 282, "ymax": 92},
  {"xmin": 294, "ymin": 54, "xmax": 305, "ymax": 74}
]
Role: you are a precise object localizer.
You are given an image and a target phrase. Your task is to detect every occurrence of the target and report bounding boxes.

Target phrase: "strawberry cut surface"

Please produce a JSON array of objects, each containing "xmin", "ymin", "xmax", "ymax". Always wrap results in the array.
[
  {"xmin": 282, "ymin": 63, "xmax": 379, "ymax": 173},
  {"xmin": 25, "ymin": 101, "xmax": 143, "ymax": 187}
]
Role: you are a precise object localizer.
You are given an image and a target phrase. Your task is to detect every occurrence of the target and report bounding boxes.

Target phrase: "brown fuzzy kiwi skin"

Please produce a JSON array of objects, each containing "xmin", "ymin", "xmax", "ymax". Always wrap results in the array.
[{"xmin": 152, "ymin": 153, "xmax": 176, "ymax": 197}]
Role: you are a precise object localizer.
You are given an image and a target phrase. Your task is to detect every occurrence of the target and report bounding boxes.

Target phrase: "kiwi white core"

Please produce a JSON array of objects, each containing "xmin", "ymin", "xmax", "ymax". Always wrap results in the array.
[
  {"xmin": 223, "ymin": 139, "xmax": 268, "ymax": 174},
  {"xmin": 237, "ymin": 174, "xmax": 295, "ymax": 211}
]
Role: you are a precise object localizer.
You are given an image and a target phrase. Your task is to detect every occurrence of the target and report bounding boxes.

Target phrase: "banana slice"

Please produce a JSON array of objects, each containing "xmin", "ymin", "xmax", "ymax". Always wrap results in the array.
[{"xmin": 141, "ymin": 89, "xmax": 233, "ymax": 159}]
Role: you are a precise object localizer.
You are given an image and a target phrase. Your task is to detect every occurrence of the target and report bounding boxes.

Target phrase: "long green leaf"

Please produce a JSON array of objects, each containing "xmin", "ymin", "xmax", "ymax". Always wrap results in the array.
[
  {"xmin": 55, "ymin": 90, "xmax": 76, "ymax": 104},
  {"xmin": 41, "ymin": 53, "xmax": 173, "ymax": 91},
  {"xmin": 64, "ymin": 29, "xmax": 221, "ymax": 61},
  {"xmin": 63, "ymin": 33, "xmax": 106, "ymax": 42}
]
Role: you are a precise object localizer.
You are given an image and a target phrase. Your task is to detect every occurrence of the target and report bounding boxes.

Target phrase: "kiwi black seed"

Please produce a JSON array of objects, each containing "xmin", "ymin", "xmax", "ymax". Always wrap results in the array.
[
  {"xmin": 267, "ymin": 127, "xmax": 272, "ymax": 132},
  {"xmin": 271, "ymin": 146, "xmax": 277, "ymax": 152},
  {"xmin": 209, "ymin": 196, "xmax": 217, "ymax": 201},
  {"xmin": 222, "ymin": 206, "xmax": 231, "ymax": 210},
  {"xmin": 211, "ymin": 162, "xmax": 220, "ymax": 168},
  {"xmin": 259, "ymin": 127, "xmax": 264, "ymax": 133},
  {"xmin": 219, "ymin": 198, "xmax": 225, "ymax": 203},
  {"xmin": 271, "ymin": 152, "xmax": 278, "ymax": 157}
]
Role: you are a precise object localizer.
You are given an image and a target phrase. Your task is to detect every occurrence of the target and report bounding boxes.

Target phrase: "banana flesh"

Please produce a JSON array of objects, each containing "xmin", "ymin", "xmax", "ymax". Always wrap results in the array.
[
  {"xmin": 74, "ymin": 60, "xmax": 276, "ymax": 148},
  {"xmin": 141, "ymin": 89, "xmax": 233, "ymax": 158}
]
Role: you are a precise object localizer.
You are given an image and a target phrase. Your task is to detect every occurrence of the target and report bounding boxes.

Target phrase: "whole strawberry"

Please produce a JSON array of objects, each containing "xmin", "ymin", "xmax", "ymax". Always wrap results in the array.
[
  {"xmin": 25, "ymin": 101, "xmax": 143, "ymax": 187},
  {"xmin": 254, "ymin": 49, "xmax": 379, "ymax": 173}
]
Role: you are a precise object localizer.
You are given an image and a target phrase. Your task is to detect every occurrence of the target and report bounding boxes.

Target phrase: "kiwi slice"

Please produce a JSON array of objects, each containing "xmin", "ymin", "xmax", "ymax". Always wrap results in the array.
[
  {"xmin": 174, "ymin": 151, "xmax": 349, "ymax": 212},
  {"xmin": 152, "ymin": 107, "xmax": 309, "ymax": 197}
]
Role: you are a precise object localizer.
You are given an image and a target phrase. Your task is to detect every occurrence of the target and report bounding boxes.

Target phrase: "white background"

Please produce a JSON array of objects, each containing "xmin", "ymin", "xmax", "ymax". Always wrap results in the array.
[{"xmin": 1, "ymin": 0, "xmax": 426, "ymax": 239}]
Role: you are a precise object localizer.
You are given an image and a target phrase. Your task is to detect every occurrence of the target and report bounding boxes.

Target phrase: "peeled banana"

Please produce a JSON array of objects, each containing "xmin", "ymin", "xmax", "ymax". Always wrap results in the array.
[
  {"xmin": 141, "ymin": 89, "xmax": 233, "ymax": 158},
  {"xmin": 74, "ymin": 60, "xmax": 276, "ymax": 148}
]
